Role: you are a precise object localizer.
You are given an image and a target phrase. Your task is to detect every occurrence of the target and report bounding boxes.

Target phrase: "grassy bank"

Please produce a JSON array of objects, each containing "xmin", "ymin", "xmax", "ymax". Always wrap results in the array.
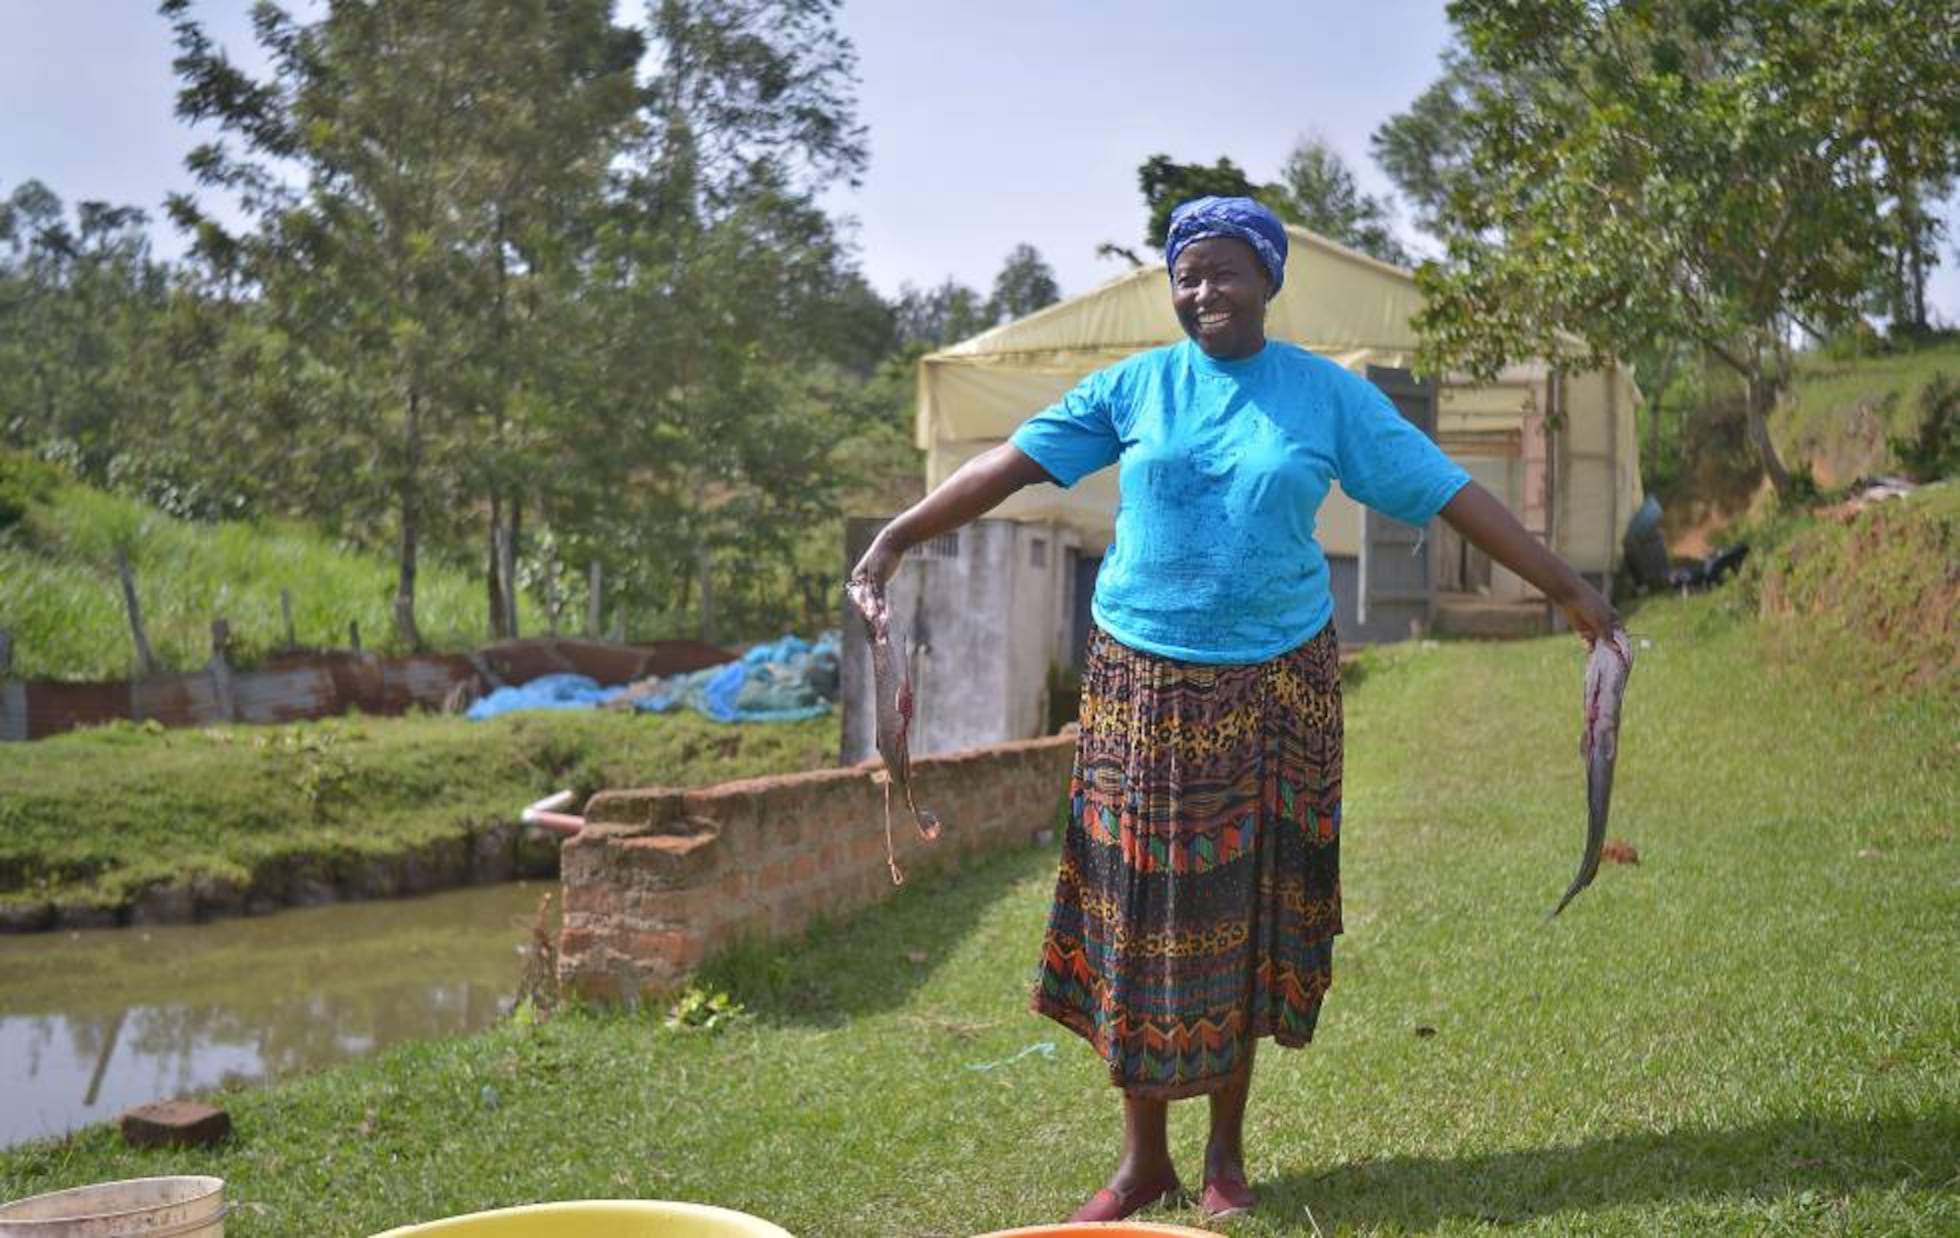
[
  {"xmin": 0, "ymin": 710, "xmax": 835, "ymax": 921},
  {"xmin": 4, "ymin": 588, "xmax": 1953, "ymax": 1235},
  {"xmin": 1743, "ymin": 480, "xmax": 1957, "ymax": 699},
  {"xmin": 0, "ymin": 456, "xmax": 539, "ymax": 679},
  {"xmin": 1773, "ymin": 333, "xmax": 1959, "ymax": 488}
]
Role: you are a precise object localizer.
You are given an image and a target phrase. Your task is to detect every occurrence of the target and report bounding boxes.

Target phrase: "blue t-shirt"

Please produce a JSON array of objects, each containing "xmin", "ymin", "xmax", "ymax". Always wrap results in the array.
[{"xmin": 1010, "ymin": 340, "xmax": 1470, "ymax": 664}]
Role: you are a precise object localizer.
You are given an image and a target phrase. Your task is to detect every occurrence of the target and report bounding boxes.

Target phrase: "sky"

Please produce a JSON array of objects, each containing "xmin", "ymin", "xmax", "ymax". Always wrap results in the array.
[{"xmin": 2, "ymin": 1, "xmax": 1954, "ymax": 315}]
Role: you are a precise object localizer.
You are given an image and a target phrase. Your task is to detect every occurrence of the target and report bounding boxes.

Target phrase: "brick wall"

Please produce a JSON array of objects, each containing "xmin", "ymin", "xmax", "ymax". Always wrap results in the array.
[{"xmin": 557, "ymin": 735, "xmax": 1074, "ymax": 1004}]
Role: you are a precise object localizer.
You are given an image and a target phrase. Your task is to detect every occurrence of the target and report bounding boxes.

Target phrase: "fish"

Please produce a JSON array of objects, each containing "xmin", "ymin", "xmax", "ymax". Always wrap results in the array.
[
  {"xmin": 846, "ymin": 577, "xmax": 942, "ymax": 884},
  {"xmin": 1550, "ymin": 626, "xmax": 1634, "ymax": 918}
]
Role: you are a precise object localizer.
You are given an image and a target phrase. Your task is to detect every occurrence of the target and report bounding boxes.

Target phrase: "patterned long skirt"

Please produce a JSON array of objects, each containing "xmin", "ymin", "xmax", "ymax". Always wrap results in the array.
[{"xmin": 1031, "ymin": 623, "xmax": 1343, "ymax": 1099}]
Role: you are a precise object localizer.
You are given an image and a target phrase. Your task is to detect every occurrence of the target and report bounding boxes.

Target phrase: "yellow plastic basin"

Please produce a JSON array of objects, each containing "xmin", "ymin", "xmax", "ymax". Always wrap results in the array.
[{"xmin": 368, "ymin": 1200, "xmax": 792, "ymax": 1237}]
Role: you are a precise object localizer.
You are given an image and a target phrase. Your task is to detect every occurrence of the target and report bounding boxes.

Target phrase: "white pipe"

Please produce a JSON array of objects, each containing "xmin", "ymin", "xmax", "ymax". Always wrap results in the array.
[{"xmin": 521, "ymin": 789, "xmax": 584, "ymax": 835}]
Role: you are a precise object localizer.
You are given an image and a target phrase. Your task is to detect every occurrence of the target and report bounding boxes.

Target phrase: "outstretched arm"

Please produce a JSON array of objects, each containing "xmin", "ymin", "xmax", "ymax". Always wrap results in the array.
[
  {"xmin": 1438, "ymin": 481, "xmax": 1619, "ymax": 643},
  {"xmin": 849, "ymin": 444, "xmax": 1054, "ymax": 587}
]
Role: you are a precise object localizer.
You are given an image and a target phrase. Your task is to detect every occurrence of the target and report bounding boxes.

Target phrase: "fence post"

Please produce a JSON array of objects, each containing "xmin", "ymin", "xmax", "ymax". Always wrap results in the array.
[
  {"xmin": 349, "ymin": 620, "xmax": 362, "ymax": 653},
  {"xmin": 280, "ymin": 588, "xmax": 296, "ymax": 650},
  {"xmin": 497, "ymin": 525, "xmax": 520, "ymax": 641},
  {"xmin": 587, "ymin": 563, "xmax": 602, "ymax": 639},
  {"xmin": 115, "ymin": 547, "xmax": 158, "ymax": 677},
  {"xmin": 0, "ymin": 628, "xmax": 21, "ymax": 743},
  {"xmin": 209, "ymin": 619, "xmax": 237, "ymax": 723},
  {"xmin": 545, "ymin": 548, "xmax": 561, "ymax": 638}
]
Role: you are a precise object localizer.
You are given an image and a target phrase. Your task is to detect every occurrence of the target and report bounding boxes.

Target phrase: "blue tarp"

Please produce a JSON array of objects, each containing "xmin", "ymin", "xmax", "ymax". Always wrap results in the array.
[
  {"xmin": 634, "ymin": 631, "xmax": 839, "ymax": 723},
  {"xmin": 464, "ymin": 673, "xmax": 625, "ymax": 721},
  {"xmin": 466, "ymin": 632, "xmax": 840, "ymax": 725},
  {"xmin": 742, "ymin": 635, "xmax": 817, "ymax": 665}
]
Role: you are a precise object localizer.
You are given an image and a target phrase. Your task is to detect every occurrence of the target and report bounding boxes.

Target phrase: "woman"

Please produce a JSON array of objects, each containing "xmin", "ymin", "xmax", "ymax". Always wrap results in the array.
[{"xmin": 849, "ymin": 197, "xmax": 1617, "ymax": 1222}]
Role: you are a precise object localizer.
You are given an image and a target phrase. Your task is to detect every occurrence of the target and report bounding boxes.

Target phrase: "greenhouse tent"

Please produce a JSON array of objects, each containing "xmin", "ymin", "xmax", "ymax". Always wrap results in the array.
[{"xmin": 915, "ymin": 224, "xmax": 1641, "ymax": 587}]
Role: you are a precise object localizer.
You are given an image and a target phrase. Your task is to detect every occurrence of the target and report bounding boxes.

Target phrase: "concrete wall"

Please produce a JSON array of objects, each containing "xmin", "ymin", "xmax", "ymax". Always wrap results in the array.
[
  {"xmin": 841, "ymin": 517, "xmax": 1084, "ymax": 765},
  {"xmin": 557, "ymin": 735, "xmax": 1075, "ymax": 1003}
]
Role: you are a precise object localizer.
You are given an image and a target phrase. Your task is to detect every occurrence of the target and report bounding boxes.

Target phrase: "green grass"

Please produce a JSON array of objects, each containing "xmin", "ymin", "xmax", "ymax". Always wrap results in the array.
[
  {"xmin": 0, "ymin": 711, "xmax": 836, "ymax": 915},
  {"xmin": 4, "ymin": 591, "xmax": 1954, "ymax": 1235},
  {"xmin": 1774, "ymin": 334, "xmax": 1960, "ymax": 488},
  {"xmin": 0, "ymin": 471, "xmax": 541, "ymax": 679}
]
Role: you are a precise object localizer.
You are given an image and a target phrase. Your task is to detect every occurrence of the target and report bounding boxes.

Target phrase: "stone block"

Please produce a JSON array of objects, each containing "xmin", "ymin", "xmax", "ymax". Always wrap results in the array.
[
  {"xmin": 285, "ymin": 858, "xmax": 338, "ymax": 907},
  {"xmin": 120, "ymin": 1101, "xmax": 231, "ymax": 1148},
  {"xmin": 130, "ymin": 880, "xmax": 197, "ymax": 926},
  {"xmin": 625, "ymin": 928, "xmax": 703, "ymax": 968},
  {"xmin": 400, "ymin": 836, "xmax": 469, "ymax": 893},
  {"xmin": 342, "ymin": 854, "xmax": 403, "ymax": 900},
  {"xmin": 617, "ymin": 827, "xmax": 719, "ymax": 889},
  {"xmin": 0, "ymin": 900, "xmax": 54, "ymax": 932},
  {"xmin": 190, "ymin": 874, "xmax": 246, "ymax": 919},
  {"xmin": 561, "ymin": 882, "xmax": 620, "ymax": 918},
  {"xmin": 557, "ymin": 924, "xmax": 602, "ymax": 957},
  {"xmin": 469, "ymin": 820, "xmax": 518, "ymax": 883},
  {"xmin": 514, "ymin": 824, "xmax": 563, "ymax": 878},
  {"xmin": 53, "ymin": 900, "xmax": 121, "ymax": 930},
  {"xmin": 583, "ymin": 787, "xmax": 685, "ymax": 830},
  {"xmin": 560, "ymin": 966, "xmax": 620, "ymax": 1003}
]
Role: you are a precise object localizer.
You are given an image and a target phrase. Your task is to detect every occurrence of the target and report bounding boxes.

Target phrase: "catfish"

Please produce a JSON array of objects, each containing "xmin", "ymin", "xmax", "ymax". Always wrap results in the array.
[
  {"xmin": 1550, "ymin": 627, "xmax": 1633, "ymax": 918},
  {"xmin": 847, "ymin": 577, "xmax": 941, "ymax": 884}
]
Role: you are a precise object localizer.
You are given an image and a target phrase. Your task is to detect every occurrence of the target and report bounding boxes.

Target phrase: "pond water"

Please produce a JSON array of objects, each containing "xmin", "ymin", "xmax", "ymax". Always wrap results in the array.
[{"xmin": 0, "ymin": 882, "xmax": 554, "ymax": 1149}]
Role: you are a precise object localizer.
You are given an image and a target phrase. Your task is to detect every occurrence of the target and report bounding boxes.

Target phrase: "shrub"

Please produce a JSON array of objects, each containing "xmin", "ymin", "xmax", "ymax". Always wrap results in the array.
[
  {"xmin": 1887, "ymin": 371, "xmax": 1958, "ymax": 481},
  {"xmin": 0, "ymin": 449, "xmax": 63, "ymax": 533}
]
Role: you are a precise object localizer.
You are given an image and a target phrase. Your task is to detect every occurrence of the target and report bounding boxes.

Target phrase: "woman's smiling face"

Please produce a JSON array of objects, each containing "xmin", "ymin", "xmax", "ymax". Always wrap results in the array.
[{"xmin": 1170, "ymin": 236, "xmax": 1271, "ymax": 360}]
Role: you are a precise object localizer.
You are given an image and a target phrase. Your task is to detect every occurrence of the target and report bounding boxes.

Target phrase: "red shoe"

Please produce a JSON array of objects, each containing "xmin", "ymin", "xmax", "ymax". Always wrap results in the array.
[
  {"xmin": 1068, "ymin": 1167, "xmax": 1182, "ymax": 1223},
  {"xmin": 1201, "ymin": 1169, "xmax": 1256, "ymax": 1218}
]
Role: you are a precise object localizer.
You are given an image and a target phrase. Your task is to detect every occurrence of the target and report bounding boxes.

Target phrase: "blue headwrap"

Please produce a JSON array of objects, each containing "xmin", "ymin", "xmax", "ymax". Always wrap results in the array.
[{"xmin": 1164, "ymin": 196, "xmax": 1289, "ymax": 297}]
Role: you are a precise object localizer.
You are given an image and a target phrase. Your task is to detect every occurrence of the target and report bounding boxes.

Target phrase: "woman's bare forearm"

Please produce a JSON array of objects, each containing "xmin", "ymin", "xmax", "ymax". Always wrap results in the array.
[
  {"xmin": 1438, "ymin": 481, "xmax": 1618, "ymax": 638},
  {"xmin": 851, "ymin": 444, "xmax": 1053, "ymax": 583}
]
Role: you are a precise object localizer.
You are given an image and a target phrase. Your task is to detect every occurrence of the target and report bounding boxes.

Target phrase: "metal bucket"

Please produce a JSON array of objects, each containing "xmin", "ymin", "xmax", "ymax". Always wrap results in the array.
[{"xmin": 0, "ymin": 1176, "xmax": 225, "ymax": 1237}]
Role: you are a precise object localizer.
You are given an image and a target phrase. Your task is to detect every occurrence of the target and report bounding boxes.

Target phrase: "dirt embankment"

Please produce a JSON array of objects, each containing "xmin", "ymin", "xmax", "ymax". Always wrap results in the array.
[{"xmin": 1752, "ymin": 481, "xmax": 1957, "ymax": 698}]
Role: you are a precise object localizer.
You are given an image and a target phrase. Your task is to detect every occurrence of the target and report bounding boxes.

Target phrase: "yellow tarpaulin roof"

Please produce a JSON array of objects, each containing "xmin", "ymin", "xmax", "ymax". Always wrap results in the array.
[{"xmin": 915, "ymin": 224, "xmax": 1641, "ymax": 573}]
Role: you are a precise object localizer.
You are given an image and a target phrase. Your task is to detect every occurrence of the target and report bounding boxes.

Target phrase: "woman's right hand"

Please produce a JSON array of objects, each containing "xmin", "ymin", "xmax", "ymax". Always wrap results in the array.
[{"xmin": 850, "ymin": 535, "xmax": 902, "ymax": 592}]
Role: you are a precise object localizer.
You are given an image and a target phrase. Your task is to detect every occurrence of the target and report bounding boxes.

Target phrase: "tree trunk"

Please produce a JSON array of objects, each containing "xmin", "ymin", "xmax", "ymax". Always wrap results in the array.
[
  {"xmin": 487, "ymin": 494, "xmax": 508, "ymax": 640},
  {"xmin": 487, "ymin": 205, "xmax": 515, "ymax": 640},
  {"xmin": 1900, "ymin": 185, "xmax": 1928, "ymax": 332},
  {"xmin": 393, "ymin": 388, "xmax": 424, "ymax": 649},
  {"xmin": 695, "ymin": 539, "xmax": 716, "ymax": 646},
  {"xmin": 1745, "ymin": 373, "xmax": 1793, "ymax": 497},
  {"xmin": 1908, "ymin": 214, "xmax": 1928, "ymax": 332},
  {"xmin": 506, "ymin": 497, "xmax": 522, "ymax": 640}
]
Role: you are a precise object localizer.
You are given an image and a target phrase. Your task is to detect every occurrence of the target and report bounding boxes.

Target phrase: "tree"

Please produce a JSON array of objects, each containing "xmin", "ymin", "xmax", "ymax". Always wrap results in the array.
[
  {"xmin": 0, "ymin": 181, "xmax": 169, "ymax": 482},
  {"xmin": 153, "ymin": 0, "xmax": 884, "ymax": 647},
  {"xmin": 892, "ymin": 279, "xmax": 989, "ymax": 348},
  {"xmin": 1412, "ymin": 0, "xmax": 1960, "ymax": 497},
  {"xmin": 1371, "ymin": 42, "xmax": 1509, "ymax": 242},
  {"xmin": 1137, "ymin": 154, "xmax": 1272, "ymax": 251},
  {"xmin": 1272, "ymin": 136, "xmax": 1411, "ymax": 266},
  {"xmin": 1867, "ymin": 140, "xmax": 1953, "ymax": 334},
  {"xmin": 573, "ymin": 0, "xmax": 874, "ymax": 642},
  {"xmin": 162, "ymin": 0, "xmax": 642, "ymax": 647},
  {"xmin": 987, "ymin": 242, "xmax": 1060, "ymax": 323}
]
